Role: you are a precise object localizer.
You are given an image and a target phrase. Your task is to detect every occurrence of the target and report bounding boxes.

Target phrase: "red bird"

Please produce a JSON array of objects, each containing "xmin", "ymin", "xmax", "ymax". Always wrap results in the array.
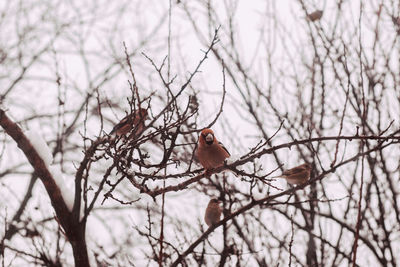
[
  {"xmin": 204, "ymin": 199, "xmax": 222, "ymax": 227},
  {"xmin": 196, "ymin": 128, "xmax": 230, "ymax": 170},
  {"xmin": 109, "ymin": 108, "xmax": 148, "ymax": 138}
]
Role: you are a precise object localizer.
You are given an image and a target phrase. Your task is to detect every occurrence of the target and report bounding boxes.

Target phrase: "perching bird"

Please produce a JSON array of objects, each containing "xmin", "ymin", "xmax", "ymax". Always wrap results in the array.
[
  {"xmin": 109, "ymin": 108, "xmax": 148, "ymax": 138},
  {"xmin": 272, "ymin": 163, "xmax": 312, "ymax": 185},
  {"xmin": 204, "ymin": 199, "xmax": 222, "ymax": 227},
  {"xmin": 307, "ymin": 10, "xmax": 323, "ymax": 22},
  {"xmin": 196, "ymin": 128, "xmax": 230, "ymax": 170}
]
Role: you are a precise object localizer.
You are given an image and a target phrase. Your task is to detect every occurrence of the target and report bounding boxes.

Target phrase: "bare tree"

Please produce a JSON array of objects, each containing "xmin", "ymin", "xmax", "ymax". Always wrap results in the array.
[{"xmin": 1, "ymin": 0, "xmax": 400, "ymax": 266}]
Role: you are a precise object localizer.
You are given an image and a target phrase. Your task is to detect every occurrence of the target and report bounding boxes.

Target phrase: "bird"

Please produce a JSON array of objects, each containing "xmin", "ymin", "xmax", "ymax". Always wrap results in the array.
[
  {"xmin": 204, "ymin": 199, "xmax": 222, "ymax": 227},
  {"xmin": 195, "ymin": 128, "xmax": 230, "ymax": 170},
  {"xmin": 272, "ymin": 163, "xmax": 312, "ymax": 185},
  {"xmin": 109, "ymin": 108, "xmax": 148, "ymax": 138},
  {"xmin": 307, "ymin": 10, "xmax": 323, "ymax": 22}
]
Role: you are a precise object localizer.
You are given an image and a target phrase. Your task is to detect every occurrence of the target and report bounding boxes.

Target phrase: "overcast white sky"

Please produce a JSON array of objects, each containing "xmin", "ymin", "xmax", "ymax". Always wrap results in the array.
[{"xmin": 1, "ymin": 0, "xmax": 400, "ymax": 266}]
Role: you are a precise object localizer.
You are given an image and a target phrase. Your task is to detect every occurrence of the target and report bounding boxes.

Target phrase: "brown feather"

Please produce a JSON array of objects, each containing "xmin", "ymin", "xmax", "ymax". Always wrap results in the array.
[
  {"xmin": 278, "ymin": 163, "xmax": 312, "ymax": 185},
  {"xmin": 204, "ymin": 199, "xmax": 222, "ymax": 227},
  {"xmin": 110, "ymin": 108, "xmax": 148, "ymax": 137}
]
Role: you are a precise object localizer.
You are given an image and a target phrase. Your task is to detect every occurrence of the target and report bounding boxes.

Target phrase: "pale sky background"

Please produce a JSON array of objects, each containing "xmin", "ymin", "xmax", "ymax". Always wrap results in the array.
[{"xmin": 1, "ymin": 0, "xmax": 399, "ymax": 266}]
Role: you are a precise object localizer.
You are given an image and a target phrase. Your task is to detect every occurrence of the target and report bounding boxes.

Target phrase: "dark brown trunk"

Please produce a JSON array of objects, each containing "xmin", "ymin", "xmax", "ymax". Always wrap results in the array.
[{"xmin": 70, "ymin": 225, "xmax": 90, "ymax": 267}]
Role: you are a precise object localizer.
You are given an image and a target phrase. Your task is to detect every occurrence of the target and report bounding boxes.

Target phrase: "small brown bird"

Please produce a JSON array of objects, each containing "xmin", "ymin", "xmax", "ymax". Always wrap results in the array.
[
  {"xmin": 196, "ymin": 129, "xmax": 230, "ymax": 170},
  {"xmin": 109, "ymin": 108, "xmax": 148, "ymax": 138},
  {"xmin": 307, "ymin": 10, "xmax": 323, "ymax": 22},
  {"xmin": 204, "ymin": 199, "xmax": 222, "ymax": 227},
  {"xmin": 272, "ymin": 163, "xmax": 312, "ymax": 185}
]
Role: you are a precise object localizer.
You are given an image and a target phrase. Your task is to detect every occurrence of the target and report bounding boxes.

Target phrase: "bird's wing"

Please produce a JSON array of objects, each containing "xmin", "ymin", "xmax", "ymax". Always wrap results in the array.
[
  {"xmin": 218, "ymin": 141, "xmax": 231, "ymax": 156},
  {"xmin": 109, "ymin": 115, "xmax": 131, "ymax": 135},
  {"xmin": 282, "ymin": 166, "xmax": 305, "ymax": 176}
]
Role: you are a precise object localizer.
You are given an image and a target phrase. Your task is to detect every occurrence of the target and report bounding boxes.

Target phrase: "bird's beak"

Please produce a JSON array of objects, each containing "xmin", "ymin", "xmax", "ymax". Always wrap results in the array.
[{"xmin": 205, "ymin": 133, "xmax": 213, "ymax": 142}]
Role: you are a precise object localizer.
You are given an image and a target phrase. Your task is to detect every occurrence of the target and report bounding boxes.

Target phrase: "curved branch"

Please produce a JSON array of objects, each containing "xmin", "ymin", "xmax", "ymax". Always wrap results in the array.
[
  {"xmin": 0, "ymin": 109, "xmax": 90, "ymax": 267},
  {"xmin": 170, "ymin": 140, "xmax": 394, "ymax": 266}
]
